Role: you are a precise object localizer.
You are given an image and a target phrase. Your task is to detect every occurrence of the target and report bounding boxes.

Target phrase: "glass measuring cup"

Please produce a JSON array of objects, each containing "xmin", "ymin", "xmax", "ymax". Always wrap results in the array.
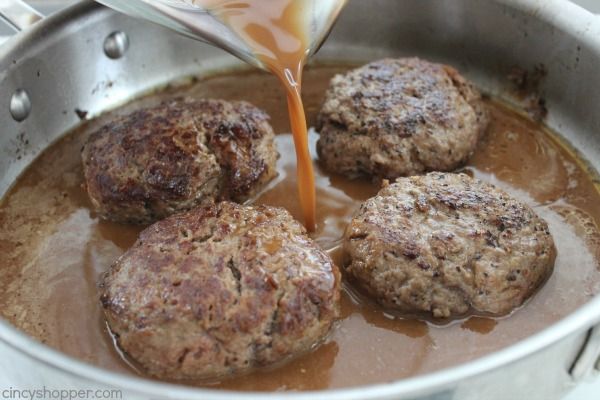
[{"xmin": 94, "ymin": 0, "xmax": 347, "ymax": 70}]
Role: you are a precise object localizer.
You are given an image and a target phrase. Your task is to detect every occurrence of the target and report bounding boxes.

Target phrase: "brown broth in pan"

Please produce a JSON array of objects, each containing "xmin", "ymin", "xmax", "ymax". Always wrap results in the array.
[{"xmin": 1, "ymin": 65, "xmax": 600, "ymax": 391}]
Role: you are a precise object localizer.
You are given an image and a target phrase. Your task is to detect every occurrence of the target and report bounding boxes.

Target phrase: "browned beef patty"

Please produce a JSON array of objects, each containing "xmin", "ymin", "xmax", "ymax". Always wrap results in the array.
[
  {"xmin": 82, "ymin": 98, "xmax": 278, "ymax": 224},
  {"xmin": 343, "ymin": 173, "xmax": 556, "ymax": 319},
  {"xmin": 100, "ymin": 202, "xmax": 340, "ymax": 380},
  {"xmin": 317, "ymin": 58, "xmax": 489, "ymax": 179}
]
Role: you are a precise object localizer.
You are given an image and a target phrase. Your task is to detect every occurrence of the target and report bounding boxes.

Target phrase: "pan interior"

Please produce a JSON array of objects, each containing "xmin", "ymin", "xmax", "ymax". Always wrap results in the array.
[{"xmin": 0, "ymin": 65, "xmax": 599, "ymax": 391}]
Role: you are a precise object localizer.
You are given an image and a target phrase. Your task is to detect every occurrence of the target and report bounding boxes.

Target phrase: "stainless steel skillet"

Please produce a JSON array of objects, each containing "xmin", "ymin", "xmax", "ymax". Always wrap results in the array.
[{"xmin": 0, "ymin": 1, "xmax": 600, "ymax": 399}]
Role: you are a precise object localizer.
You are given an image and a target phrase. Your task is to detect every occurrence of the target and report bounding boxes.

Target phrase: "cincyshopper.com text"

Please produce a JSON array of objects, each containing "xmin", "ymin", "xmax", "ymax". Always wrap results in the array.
[{"xmin": 1, "ymin": 387, "xmax": 122, "ymax": 400}]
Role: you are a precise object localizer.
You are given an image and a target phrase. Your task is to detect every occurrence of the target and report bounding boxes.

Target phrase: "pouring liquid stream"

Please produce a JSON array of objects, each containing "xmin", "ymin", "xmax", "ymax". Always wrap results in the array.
[{"xmin": 194, "ymin": 0, "xmax": 346, "ymax": 231}]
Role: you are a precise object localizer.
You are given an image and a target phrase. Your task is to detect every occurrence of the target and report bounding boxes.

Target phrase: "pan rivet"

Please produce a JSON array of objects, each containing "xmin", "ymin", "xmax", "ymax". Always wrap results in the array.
[
  {"xmin": 9, "ymin": 89, "xmax": 31, "ymax": 122},
  {"xmin": 103, "ymin": 31, "xmax": 129, "ymax": 59}
]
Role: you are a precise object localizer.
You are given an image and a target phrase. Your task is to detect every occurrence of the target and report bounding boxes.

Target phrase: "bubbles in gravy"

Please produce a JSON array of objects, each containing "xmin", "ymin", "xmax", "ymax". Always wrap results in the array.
[{"xmin": 0, "ymin": 65, "xmax": 599, "ymax": 391}]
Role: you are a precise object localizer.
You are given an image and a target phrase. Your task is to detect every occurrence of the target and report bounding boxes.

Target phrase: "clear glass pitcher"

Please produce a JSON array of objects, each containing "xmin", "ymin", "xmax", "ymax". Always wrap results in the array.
[{"xmin": 94, "ymin": 0, "xmax": 346, "ymax": 70}]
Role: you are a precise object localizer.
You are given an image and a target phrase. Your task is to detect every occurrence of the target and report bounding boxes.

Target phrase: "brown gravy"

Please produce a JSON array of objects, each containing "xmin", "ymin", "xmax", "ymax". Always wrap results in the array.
[
  {"xmin": 202, "ymin": 0, "xmax": 346, "ymax": 231},
  {"xmin": 1, "ymin": 65, "xmax": 600, "ymax": 391}
]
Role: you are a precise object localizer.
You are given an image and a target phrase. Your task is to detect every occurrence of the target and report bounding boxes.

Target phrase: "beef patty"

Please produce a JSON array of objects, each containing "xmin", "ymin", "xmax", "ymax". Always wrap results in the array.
[
  {"xmin": 317, "ymin": 58, "xmax": 489, "ymax": 179},
  {"xmin": 82, "ymin": 98, "xmax": 278, "ymax": 224},
  {"xmin": 343, "ymin": 173, "xmax": 556, "ymax": 319},
  {"xmin": 100, "ymin": 202, "xmax": 340, "ymax": 380}
]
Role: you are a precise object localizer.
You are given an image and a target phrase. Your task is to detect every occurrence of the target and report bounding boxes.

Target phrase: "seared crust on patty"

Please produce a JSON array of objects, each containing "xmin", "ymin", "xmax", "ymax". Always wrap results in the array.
[
  {"xmin": 317, "ymin": 58, "xmax": 489, "ymax": 179},
  {"xmin": 100, "ymin": 202, "xmax": 340, "ymax": 380},
  {"xmin": 343, "ymin": 173, "xmax": 556, "ymax": 319},
  {"xmin": 82, "ymin": 98, "xmax": 278, "ymax": 224}
]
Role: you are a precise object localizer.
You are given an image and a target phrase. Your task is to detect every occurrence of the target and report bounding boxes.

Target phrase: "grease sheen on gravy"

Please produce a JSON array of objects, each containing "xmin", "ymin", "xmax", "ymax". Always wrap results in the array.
[{"xmin": 1, "ymin": 66, "xmax": 600, "ymax": 391}]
